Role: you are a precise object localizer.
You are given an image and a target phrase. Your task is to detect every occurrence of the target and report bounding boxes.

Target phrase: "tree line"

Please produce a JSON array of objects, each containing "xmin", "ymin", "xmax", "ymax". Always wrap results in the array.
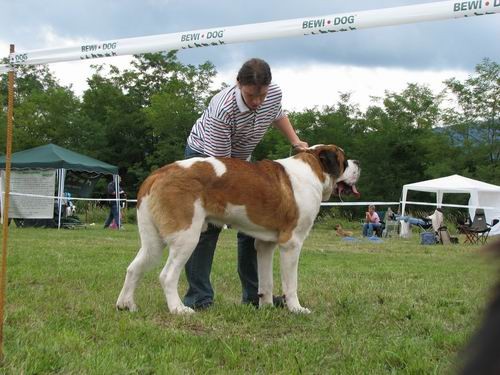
[{"xmin": 0, "ymin": 52, "xmax": 498, "ymax": 204}]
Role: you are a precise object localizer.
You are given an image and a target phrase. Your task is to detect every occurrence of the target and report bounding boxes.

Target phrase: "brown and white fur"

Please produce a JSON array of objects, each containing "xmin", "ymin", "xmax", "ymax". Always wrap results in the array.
[
  {"xmin": 335, "ymin": 224, "xmax": 353, "ymax": 237},
  {"xmin": 116, "ymin": 144, "xmax": 360, "ymax": 315}
]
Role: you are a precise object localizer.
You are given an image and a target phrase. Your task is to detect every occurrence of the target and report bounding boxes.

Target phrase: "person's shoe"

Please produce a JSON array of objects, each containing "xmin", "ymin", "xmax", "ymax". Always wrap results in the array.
[
  {"xmin": 245, "ymin": 298, "xmax": 259, "ymax": 308},
  {"xmin": 193, "ymin": 301, "xmax": 213, "ymax": 311}
]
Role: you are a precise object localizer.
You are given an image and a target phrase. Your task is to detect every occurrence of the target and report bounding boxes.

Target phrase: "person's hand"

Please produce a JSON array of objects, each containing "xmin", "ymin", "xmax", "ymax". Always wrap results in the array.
[{"xmin": 292, "ymin": 140, "xmax": 309, "ymax": 151}]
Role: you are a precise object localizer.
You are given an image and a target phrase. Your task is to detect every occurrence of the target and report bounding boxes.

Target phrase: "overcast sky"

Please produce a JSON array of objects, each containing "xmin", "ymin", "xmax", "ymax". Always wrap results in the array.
[{"xmin": 1, "ymin": 0, "xmax": 499, "ymax": 110}]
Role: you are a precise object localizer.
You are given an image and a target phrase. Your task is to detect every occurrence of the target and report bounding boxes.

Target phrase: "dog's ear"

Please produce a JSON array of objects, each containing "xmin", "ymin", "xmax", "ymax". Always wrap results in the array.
[
  {"xmin": 291, "ymin": 146, "xmax": 306, "ymax": 155},
  {"xmin": 318, "ymin": 150, "xmax": 341, "ymax": 177}
]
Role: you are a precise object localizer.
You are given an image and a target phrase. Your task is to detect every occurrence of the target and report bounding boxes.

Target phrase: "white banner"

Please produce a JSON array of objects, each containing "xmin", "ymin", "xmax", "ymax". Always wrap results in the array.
[
  {"xmin": 1, "ymin": 170, "xmax": 56, "ymax": 219},
  {"xmin": 1, "ymin": 0, "xmax": 499, "ymax": 71}
]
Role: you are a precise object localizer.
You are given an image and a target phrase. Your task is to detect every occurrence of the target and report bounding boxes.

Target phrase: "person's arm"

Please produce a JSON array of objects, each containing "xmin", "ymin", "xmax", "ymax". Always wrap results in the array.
[{"xmin": 273, "ymin": 116, "xmax": 308, "ymax": 150}]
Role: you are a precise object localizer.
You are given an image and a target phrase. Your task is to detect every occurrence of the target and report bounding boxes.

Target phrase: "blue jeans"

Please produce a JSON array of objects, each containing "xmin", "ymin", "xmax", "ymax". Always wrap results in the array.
[
  {"xmin": 104, "ymin": 203, "xmax": 120, "ymax": 228},
  {"xmin": 183, "ymin": 145, "xmax": 259, "ymax": 308},
  {"xmin": 394, "ymin": 215, "xmax": 426, "ymax": 226},
  {"xmin": 363, "ymin": 222, "xmax": 381, "ymax": 237}
]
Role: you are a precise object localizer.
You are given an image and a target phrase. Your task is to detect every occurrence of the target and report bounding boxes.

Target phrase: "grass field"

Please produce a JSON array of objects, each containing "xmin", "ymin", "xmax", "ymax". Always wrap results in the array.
[{"xmin": 0, "ymin": 224, "xmax": 497, "ymax": 374}]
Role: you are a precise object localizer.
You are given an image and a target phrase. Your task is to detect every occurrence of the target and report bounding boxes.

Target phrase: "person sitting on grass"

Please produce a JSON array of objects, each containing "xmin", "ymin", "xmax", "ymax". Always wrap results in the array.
[
  {"xmin": 363, "ymin": 205, "xmax": 381, "ymax": 237},
  {"xmin": 389, "ymin": 207, "xmax": 429, "ymax": 227}
]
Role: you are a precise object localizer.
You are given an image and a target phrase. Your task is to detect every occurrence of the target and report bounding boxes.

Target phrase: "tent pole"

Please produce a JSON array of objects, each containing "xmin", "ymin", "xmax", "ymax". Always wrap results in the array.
[
  {"xmin": 401, "ymin": 187, "xmax": 407, "ymax": 216},
  {"xmin": 57, "ymin": 169, "xmax": 65, "ymax": 229},
  {"xmin": 469, "ymin": 191, "xmax": 479, "ymax": 222},
  {"xmin": 56, "ymin": 170, "xmax": 60, "ymax": 228},
  {"xmin": 114, "ymin": 175, "xmax": 120, "ymax": 228},
  {"xmin": 437, "ymin": 191, "xmax": 443, "ymax": 209},
  {"xmin": 0, "ymin": 44, "xmax": 15, "ymax": 361}
]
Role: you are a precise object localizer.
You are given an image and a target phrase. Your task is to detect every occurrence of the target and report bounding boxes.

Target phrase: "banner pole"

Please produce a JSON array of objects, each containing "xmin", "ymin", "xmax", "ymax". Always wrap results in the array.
[{"xmin": 0, "ymin": 44, "xmax": 15, "ymax": 361}]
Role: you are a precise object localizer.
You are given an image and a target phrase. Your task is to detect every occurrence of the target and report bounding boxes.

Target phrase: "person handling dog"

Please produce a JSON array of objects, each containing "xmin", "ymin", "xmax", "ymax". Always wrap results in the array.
[{"xmin": 183, "ymin": 58, "xmax": 308, "ymax": 309}]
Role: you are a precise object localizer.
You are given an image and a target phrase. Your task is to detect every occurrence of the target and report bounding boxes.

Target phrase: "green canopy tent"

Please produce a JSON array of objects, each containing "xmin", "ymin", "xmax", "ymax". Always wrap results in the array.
[{"xmin": 0, "ymin": 143, "xmax": 119, "ymax": 228}]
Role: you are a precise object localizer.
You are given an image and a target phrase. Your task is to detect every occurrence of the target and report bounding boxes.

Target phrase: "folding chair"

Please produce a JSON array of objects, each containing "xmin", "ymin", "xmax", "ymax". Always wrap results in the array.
[
  {"xmin": 416, "ymin": 218, "xmax": 433, "ymax": 233},
  {"xmin": 459, "ymin": 209, "xmax": 491, "ymax": 245},
  {"xmin": 375, "ymin": 211, "xmax": 386, "ymax": 237},
  {"xmin": 383, "ymin": 209, "xmax": 399, "ymax": 237}
]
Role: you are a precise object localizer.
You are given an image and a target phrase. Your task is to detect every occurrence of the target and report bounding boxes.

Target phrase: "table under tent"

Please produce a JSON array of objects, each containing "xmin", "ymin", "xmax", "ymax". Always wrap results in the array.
[{"xmin": 0, "ymin": 143, "xmax": 119, "ymax": 228}]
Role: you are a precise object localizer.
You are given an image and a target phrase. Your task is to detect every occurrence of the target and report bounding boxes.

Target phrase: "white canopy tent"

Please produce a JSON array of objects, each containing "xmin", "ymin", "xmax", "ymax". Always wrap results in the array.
[{"xmin": 401, "ymin": 174, "xmax": 500, "ymax": 236}]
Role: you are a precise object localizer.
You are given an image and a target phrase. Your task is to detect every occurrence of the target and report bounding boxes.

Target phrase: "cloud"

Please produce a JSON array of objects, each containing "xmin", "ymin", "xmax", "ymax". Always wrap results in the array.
[
  {"xmin": 214, "ymin": 63, "xmax": 470, "ymax": 111},
  {"xmin": 0, "ymin": 0, "xmax": 495, "ymax": 111},
  {"xmin": 2, "ymin": 0, "xmax": 498, "ymax": 71}
]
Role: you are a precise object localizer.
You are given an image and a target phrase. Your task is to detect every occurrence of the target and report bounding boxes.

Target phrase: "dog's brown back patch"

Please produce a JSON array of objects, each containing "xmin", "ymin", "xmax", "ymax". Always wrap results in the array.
[{"xmin": 138, "ymin": 158, "xmax": 299, "ymax": 242}]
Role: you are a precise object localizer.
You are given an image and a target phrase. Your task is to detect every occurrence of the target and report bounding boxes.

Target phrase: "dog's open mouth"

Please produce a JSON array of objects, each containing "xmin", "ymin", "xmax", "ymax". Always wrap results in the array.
[{"xmin": 334, "ymin": 181, "xmax": 360, "ymax": 198}]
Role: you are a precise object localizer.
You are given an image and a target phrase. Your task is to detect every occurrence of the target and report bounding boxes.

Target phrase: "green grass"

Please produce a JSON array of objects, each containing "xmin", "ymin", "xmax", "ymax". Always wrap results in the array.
[{"xmin": 0, "ymin": 225, "xmax": 496, "ymax": 374}]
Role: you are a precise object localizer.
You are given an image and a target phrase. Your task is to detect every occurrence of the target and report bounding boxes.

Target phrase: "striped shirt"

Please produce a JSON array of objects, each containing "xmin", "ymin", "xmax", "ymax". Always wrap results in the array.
[{"xmin": 187, "ymin": 83, "xmax": 286, "ymax": 160}]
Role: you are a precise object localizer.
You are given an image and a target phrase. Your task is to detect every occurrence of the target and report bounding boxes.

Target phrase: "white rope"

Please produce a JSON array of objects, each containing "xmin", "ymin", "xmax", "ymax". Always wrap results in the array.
[
  {"xmin": 1, "ymin": 1, "xmax": 498, "ymax": 69},
  {"xmin": 3, "ymin": 191, "xmax": 499, "ymax": 212},
  {"xmin": 3, "ymin": 191, "xmax": 137, "ymax": 203},
  {"xmin": 321, "ymin": 201, "xmax": 400, "ymax": 206}
]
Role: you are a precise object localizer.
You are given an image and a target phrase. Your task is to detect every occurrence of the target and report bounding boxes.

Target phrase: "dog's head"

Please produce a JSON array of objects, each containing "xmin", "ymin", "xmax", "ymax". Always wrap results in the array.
[{"xmin": 298, "ymin": 144, "xmax": 360, "ymax": 201}]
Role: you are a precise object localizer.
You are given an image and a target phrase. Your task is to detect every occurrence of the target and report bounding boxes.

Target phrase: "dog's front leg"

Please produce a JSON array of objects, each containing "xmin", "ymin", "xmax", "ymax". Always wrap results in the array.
[
  {"xmin": 255, "ymin": 239, "xmax": 276, "ymax": 307},
  {"xmin": 279, "ymin": 241, "xmax": 310, "ymax": 314}
]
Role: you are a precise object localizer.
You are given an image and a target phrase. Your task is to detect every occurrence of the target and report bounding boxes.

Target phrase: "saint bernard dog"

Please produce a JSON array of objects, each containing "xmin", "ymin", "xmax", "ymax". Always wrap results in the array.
[{"xmin": 116, "ymin": 144, "xmax": 360, "ymax": 315}]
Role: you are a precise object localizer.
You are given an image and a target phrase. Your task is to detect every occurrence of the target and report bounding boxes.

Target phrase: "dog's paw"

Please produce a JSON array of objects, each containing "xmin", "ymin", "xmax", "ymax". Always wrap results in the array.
[
  {"xmin": 289, "ymin": 306, "xmax": 311, "ymax": 314},
  {"xmin": 171, "ymin": 305, "xmax": 195, "ymax": 315},
  {"xmin": 116, "ymin": 300, "xmax": 138, "ymax": 312}
]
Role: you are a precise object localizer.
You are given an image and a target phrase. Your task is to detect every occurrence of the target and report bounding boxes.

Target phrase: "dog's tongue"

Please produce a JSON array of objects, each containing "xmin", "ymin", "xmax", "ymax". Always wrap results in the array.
[
  {"xmin": 337, "ymin": 182, "xmax": 361, "ymax": 198},
  {"xmin": 351, "ymin": 184, "xmax": 360, "ymax": 197}
]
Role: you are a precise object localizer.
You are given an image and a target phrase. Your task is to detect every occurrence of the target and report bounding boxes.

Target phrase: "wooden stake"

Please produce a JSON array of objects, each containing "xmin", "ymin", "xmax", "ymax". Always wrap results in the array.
[{"xmin": 0, "ymin": 44, "xmax": 15, "ymax": 361}]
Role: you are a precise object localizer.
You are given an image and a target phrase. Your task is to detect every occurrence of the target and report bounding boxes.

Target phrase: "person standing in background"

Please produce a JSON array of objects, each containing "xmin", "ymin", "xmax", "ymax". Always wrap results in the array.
[{"xmin": 104, "ymin": 176, "xmax": 125, "ymax": 229}]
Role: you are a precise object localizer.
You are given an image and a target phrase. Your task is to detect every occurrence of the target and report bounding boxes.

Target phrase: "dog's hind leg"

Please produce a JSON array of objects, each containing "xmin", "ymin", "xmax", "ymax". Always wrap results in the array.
[
  {"xmin": 255, "ymin": 239, "xmax": 276, "ymax": 307},
  {"xmin": 279, "ymin": 240, "xmax": 311, "ymax": 314},
  {"xmin": 159, "ymin": 200, "xmax": 206, "ymax": 315},
  {"xmin": 116, "ymin": 205, "xmax": 164, "ymax": 312}
]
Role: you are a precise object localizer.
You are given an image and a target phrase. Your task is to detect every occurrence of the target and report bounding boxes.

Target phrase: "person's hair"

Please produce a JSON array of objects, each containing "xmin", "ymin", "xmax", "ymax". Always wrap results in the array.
[
  {"xmin": 237, "ymin": 58, "xmax": 272, "ymax": 87},
  {"xmin": 369, "ymin": 205, "xmax": 376, "ymax": 210}
]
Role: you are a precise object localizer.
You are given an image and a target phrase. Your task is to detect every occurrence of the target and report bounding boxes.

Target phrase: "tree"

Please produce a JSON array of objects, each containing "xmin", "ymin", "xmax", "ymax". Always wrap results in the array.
[
  {"xmin": 352, "ymin": 83, "xmax": 448, "ymax": 202},
  {"xmin": 80, "ymin": 52, "xmax": 217, "ymax": 194},
  {"xmin": 443, "ymin": 58, "xmax": 499, "ymax": 183},
  {"xmin": 383, "ymin": 83, "xmax": 442, "ymax": 130},
  {"xmin": 256, "ymin": 93, "xmax": 364, "ymax": 161},
  {"xmin": 2, "ymin": 56, "xmax": 497, "ymax": 204},
  {"xmin": 0, "ymin": 64, "xmax": 82, "ymax": 152}
]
